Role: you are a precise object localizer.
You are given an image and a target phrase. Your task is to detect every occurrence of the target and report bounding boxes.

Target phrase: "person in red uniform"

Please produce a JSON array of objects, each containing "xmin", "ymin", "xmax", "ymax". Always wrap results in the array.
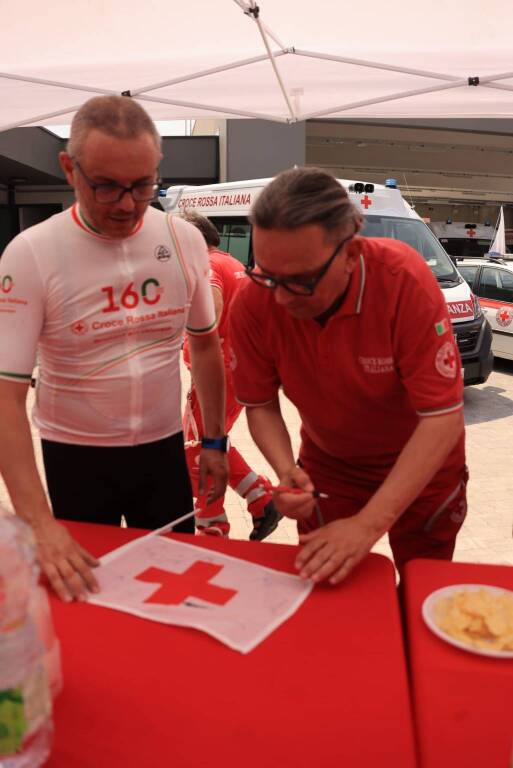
[
  {"xmin": 230, "ymin": 167, "xmax": 467, "ymax": 584},
  {"xmin": 181, "ymin": 211, "xmax": 281, "ymax": 540}
]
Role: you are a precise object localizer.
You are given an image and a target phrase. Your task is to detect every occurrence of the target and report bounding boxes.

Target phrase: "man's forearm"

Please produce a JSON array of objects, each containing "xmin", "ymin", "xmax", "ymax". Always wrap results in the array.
[
  {"xmin": 246, "ymin": 399, "xmax": 296, "ymax": 478},
  {"xmin": 0, "ymin": 382, "xmax": 52, "ymax": 524},
  {"xmin": 359, "ymin": 410, "xmax": 465, "ymax": 537},
  {"xmin": 188, "ymin": 332, "xmax": 226, "ymax": 436}
]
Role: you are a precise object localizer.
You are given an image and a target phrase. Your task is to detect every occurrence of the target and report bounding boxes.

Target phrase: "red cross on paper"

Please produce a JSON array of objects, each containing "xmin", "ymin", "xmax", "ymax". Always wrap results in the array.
[
  {"xmin": 360, "ymin": 195, "xmax": 373, "ymax": 209},
  {"xmin": 444, "ymin": 349, "xmax": 456, "ymax": 368},
  {"xmin": 467, "ymin": 228, "xmax": 476, "ymax": 237},
  {"xmin": 499, "ymin": 309, "xmax": 510, "ymax": 322},
  {"xmin": 135, "ymin": 562, "xmax": 237, "ymax": 606}
]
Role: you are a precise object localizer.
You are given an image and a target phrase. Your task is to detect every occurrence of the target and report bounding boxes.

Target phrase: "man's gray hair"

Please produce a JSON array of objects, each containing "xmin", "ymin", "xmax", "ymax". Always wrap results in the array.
[
  {"xmin": 181, "ymin": 210, "xmax": 220, "ymax": 248},
  {"xmin": 67, "ymin": 96, "xmax": 162, "ymax": 158},
  {"xmin": 251, "ymin": 167, "xmax": 362, "ymax": 239}
]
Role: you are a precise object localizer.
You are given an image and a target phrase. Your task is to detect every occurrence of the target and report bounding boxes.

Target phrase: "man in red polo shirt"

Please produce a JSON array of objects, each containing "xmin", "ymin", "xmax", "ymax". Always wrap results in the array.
[
  {"xmin": 230, "ymin": 167, "xmax": 467, "ymax": 584},
  {"xmin": 182, "ymin": 211, "xmax": 281, "ymax": 540}
]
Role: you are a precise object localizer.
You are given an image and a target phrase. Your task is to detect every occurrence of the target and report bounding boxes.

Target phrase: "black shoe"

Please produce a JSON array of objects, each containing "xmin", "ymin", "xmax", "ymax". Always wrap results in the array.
[{"xmin": 249, "ymin": 501, "xmax": 283, "ymax": 542}]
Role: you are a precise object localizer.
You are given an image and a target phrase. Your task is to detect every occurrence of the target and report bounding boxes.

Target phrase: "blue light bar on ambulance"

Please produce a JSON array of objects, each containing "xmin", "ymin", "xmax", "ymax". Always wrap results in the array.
[{"xmin": 385, "ymin": 179, "xmax": 397, "ymax": 188}]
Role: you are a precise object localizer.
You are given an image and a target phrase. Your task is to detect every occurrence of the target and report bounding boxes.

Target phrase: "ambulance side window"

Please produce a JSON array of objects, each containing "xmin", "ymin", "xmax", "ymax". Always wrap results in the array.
[
  {"xmin": 458, "ymin": 265, "xmax": 479, "ymax": 288},
  {"xmin": 213, "ymin": 220, "xmax": 252, "ymax": 265},
  {"xmin": 480, "ymin": 267, "xmax": 513, "ymax": 303}
]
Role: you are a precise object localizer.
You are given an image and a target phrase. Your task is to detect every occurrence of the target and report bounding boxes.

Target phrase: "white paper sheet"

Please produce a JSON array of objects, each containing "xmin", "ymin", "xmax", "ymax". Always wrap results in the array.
[{"xmin": 88, "ymin": 535, "xmax": 313, "ymax": 653}]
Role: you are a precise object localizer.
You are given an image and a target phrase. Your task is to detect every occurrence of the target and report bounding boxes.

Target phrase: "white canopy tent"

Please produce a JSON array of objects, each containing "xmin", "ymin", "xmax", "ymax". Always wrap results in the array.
[{"xmin": 0, "ymin": 0, "xmax": 512, "ymax": 132}]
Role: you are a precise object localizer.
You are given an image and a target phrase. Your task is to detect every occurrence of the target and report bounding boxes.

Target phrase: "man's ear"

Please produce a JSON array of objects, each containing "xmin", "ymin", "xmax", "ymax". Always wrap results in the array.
[{"xmin": 59, "ymin": 152, "xmax": 75, "ymax": 187}]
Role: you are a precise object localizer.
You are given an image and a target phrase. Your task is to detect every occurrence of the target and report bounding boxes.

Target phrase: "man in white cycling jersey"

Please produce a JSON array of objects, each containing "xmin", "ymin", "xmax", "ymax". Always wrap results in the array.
[{"xmin": 0, "ymin": 95, "xmax": 228, "ymax": 603}]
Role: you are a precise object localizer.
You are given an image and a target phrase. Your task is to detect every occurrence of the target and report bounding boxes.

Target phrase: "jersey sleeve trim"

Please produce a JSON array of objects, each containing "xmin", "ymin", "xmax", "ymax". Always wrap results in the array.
[
  {"xmin": 416, "ymin": 402, "xmax": 463, "ymax": 417},
  {"xmin": 167, "ymin": 215, "xmax": 193, "ymax": 301},
  {"xmin": 186, "ymin": 320, "xmax": 217, "ymax": 336},
  {"xmin": 0, "ymin": 371, "xmax": 33, "ymax": 381}
]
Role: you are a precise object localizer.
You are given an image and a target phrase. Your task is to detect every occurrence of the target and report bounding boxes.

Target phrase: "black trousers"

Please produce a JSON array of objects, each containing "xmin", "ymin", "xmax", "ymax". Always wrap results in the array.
[{"xmin": 41, "ymin": 432, "xmax": 194, "ymax": 533}]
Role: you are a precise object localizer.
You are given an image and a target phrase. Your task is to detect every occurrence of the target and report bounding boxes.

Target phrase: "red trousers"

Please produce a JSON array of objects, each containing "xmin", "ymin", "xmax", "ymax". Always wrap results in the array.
[
  {"xmin": 298, "ymin": 434, "xmax": 468, "ymax": 578},
  {"xmin": 183, "ymin": 377, "xmax": 271, "ymax": 532}
]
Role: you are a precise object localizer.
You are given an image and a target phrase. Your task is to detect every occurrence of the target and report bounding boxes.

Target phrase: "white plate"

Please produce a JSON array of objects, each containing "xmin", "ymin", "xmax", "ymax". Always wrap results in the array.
[{"xmin": 422, "ymin": 583, "xmax": 513, "ymax": 659}]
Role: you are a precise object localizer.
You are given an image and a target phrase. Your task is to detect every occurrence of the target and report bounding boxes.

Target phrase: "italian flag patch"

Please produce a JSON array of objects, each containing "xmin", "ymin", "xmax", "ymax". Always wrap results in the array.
[{"xmin": 435, "ymin": 319, "xmax": 449, "ymax": 336}]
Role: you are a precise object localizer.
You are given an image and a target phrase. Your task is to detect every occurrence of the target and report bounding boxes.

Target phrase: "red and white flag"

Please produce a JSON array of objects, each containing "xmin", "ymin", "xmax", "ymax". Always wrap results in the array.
[{"xmin": 89, "ymin": 535, "xmax": 312, "ymax": 653}]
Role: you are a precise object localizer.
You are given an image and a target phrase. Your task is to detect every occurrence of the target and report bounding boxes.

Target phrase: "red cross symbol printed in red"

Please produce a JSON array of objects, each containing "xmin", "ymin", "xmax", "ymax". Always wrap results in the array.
[
  {"xmin": 467, "ymin": 228, "xmax": 476, "ymax": 238},
  {"xmin": 444, "ymin": 348, "xmax": 456, "ymax": 368},
  {"xmin": 71, "ymin": 320, "xmax": 88, "ymax": 335},
  {"xmin": 499, "ymin": 309, "xmax": 510, "ymax": 323},
  {"xmin": 135, "ymin": 562, "xmax": 237, "ymax": 606},
  {"xmin": 360, "ymin": 195, "xmax": 373, "ymax": 209}
]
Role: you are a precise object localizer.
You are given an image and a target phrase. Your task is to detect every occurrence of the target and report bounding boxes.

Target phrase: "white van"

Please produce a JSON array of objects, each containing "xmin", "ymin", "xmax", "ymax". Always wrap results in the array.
[
  {"xmin": 161, "ymin": 178, "xmax": 493, "ymax": 385},
  {"xmin": 428, "ymin": 221, "xmax": 498, "ymax": 259}
]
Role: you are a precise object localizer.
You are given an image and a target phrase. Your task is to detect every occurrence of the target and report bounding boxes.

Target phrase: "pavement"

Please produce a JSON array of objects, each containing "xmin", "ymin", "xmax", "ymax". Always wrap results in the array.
[{"xmin": 1, "ymin": 358, "xmax": 512, "ymax": 568}]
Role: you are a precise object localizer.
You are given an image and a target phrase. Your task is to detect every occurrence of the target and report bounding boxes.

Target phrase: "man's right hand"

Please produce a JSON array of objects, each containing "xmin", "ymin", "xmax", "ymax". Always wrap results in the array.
[
  {"xmin": 32, "ymin": 516, "xmax": 100, "ymax": 602},
  {"xmin": 273, "ymin": 465, "xmax": 317, "ymax": 520}
]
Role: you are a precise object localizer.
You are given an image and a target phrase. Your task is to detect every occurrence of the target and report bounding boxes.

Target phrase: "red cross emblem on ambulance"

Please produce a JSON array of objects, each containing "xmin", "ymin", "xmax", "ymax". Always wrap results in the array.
[
  {"xmin": 360, "ymin": 195, "xmax": 373, "ymax": 210},
  {"xmin": 496, "ymin": 307, "xmax": 513, "ymax": 327},
  {"xmin": 467, "ymin": 228, "xmax": 476, "ymax": 237}
]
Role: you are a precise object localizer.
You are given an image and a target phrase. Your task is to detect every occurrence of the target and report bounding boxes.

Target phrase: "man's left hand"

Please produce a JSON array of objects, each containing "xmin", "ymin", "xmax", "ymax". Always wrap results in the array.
[
  {"xmin": 296, "ymin": 516, "xmax": 378, "ymax": 585},
  {"xmin": 198, "ymin": 448, "xmax": 229, "ymax": 504}
]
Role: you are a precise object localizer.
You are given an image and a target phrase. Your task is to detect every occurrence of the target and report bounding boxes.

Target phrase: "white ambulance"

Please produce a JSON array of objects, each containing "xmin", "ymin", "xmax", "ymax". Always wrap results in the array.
[
  {"xmin": 161, "ymin": 178, "xmax": 493, "ymax": 385},
  {"xmin": 428, "ymin": 221, "xmax": 498, "ymax": 259}
]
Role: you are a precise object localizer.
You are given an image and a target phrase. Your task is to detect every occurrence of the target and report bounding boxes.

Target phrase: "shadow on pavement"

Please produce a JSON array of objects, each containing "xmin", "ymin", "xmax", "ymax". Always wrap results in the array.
[
  {"xmin": 492, "ymin": 358, "xmax": 513, "ymax": 377},
  {"xmin": 464, "ymin": 383, "xmax": 513, "ymax": 426}
]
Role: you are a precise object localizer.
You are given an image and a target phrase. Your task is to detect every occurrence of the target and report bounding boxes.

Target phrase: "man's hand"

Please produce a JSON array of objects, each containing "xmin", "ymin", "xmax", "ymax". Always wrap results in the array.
[
  {"xmin": 198, "ymin": 448, "xmax": 228, "ymax": 504},
  {"xmin": 296, "ymin": 516, "xmax": 377, "ymax": 585},
  {"xmin": 32, "ymin": 516, "xmax": 100, "ymax": 602},
  {"xmin": 273, "ymin": 465, "xmax": 316, "ymax": 520}
]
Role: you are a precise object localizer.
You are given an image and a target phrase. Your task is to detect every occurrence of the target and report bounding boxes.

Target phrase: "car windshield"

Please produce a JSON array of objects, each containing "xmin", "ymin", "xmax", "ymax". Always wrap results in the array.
[{"xmin": 360, "ymin": 215, "xmax": 460, "ymax": 281}]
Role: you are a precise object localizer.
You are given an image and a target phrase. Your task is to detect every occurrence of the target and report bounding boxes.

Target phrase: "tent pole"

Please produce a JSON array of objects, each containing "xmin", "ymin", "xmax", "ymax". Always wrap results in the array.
[
  {"xmin": 136, "ymin": 93, "xmax": 287, "ymax": 122},
  {"xmin": 232, "ymin": 0, "xmax": 288, "ymax": 49},
  {"xmin": 295, "ymin": 50, "xmax": 513, "ymax": 94},
  {"xmin": 0, "ymin": 103, "xmax": 87, "ymax": 133},
  {"xmin": 301, "ymin": 78, "xmax": 483, "ymax": 120},
  {"xmin": 239, "ymin": 1, "xmax": 296, "ymax": 121},
  {"xmin": 0, "ymin": 71, "xmax": 115, "ymax": 96},
  {"xmin": 133, "ymin": 52, "xmax": 287, "ymax": 96}
]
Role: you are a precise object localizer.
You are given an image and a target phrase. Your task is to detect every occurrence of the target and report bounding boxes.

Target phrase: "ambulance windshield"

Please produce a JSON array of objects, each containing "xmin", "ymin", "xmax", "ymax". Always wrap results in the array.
[{"xmin": 361, "ymin": 215, "xmax": 460, "ymax": 281}]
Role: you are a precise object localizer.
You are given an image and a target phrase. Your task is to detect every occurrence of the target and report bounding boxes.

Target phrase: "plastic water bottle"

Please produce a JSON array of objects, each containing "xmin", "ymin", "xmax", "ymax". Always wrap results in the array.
[{"xmin": 0, "ymin": 513, "xmax": 52, "ymax": 767}]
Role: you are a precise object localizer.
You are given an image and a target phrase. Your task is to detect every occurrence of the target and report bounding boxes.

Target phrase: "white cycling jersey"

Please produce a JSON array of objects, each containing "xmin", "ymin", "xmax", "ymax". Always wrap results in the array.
[{"xmin": 0, "ymin": 204, "xmax": 216, "ymax": 446}]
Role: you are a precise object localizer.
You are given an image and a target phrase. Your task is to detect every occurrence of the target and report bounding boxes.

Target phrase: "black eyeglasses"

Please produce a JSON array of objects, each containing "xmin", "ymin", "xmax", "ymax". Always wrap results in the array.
[
  {"xmin": 73, "ymin": 160, "xmax": 161, "ymax": 203},
  {"xmin": 245, "ymin": 232, "xmax": 354, "ymax": 296}
]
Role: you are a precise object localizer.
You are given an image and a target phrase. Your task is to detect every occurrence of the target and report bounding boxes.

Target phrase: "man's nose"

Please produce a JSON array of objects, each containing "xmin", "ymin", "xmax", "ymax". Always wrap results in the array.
[
  {"xmin": 116, "ymin": 189, "xmax": 137, "ymax": 211},
  {"xmin": 274, "ymin": 285, "xmax": 295, "ymax": 307}
]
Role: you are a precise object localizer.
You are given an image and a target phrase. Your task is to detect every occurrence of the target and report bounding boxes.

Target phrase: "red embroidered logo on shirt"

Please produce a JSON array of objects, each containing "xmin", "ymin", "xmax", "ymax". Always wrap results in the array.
[
  {"xmin": 435, "ymin": 341, "xmax": 457, "ymax": 379},
  {"xmin": 358, "ymin": 356, "xmax": 394, "ymax": 374}
]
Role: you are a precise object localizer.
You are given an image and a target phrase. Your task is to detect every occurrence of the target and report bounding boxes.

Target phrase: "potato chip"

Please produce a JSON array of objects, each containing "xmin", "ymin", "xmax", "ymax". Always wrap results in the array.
[{"xmin": 433, "ymin": 588, "xmax": 513, "ymax": 652}]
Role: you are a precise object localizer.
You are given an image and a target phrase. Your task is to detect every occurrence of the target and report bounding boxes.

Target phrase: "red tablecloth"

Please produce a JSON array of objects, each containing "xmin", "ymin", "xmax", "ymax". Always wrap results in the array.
[
  {"xmin": 46, "ymin": 521, "xmax": 416, "ymax": 768},
  {"xmin": 404, "ymin": 559, "xmax": 513, "ymax": 768}
]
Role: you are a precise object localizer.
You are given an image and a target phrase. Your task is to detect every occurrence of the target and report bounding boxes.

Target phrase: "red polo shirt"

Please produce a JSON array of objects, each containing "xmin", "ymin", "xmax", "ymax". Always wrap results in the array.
[{"xmin": 230, "ymin": 237, "xmax": 464, "ymax": 487}]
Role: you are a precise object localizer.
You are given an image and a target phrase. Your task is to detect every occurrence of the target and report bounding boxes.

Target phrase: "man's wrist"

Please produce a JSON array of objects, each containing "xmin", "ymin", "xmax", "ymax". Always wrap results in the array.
[{"xmin": 201, "ymin": 435, "xmax": 230, "ymax": 452}]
